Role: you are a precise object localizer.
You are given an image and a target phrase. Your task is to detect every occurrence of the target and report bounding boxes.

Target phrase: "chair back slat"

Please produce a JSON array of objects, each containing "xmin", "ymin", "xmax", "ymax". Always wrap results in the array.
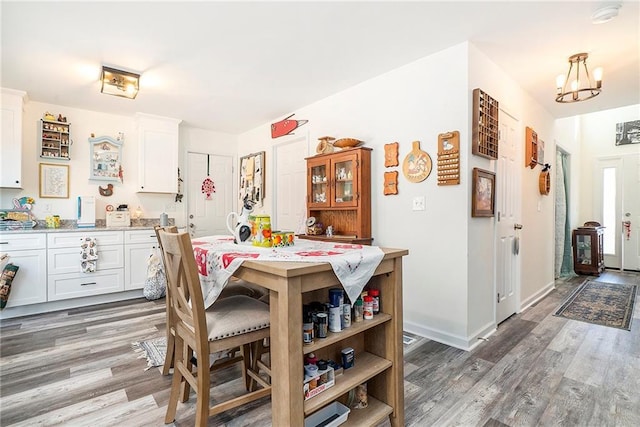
[{"xmin": 157, "ymin": 230, "xmax": 208, "ymax": 347}]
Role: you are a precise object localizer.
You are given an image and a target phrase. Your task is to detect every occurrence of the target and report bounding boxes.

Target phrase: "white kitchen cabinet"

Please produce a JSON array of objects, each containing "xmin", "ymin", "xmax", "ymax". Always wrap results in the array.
[
  {"xmin": 0, "ymin": 233, "xmax": 47, "ymax": 307},
  {"xmin": 124, "ymin": 230, "xmax": 158, "ymax": 290},
  {"xmin": 46, "ymin": 231, "xmax": 124, "ymax": 301},
  {"xmin": 0, "ymin": 88, "xmax": 27, "ymax": 188},
  {"xmin": 136, "ymin": 113, "xmax": 182, "ymax": 193}
]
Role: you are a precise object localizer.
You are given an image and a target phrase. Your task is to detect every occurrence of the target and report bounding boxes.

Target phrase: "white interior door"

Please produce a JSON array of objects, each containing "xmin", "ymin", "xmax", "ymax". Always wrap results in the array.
[
  {"xmin": 496, "ymin": 111, "xmax": 520, "ymax": 324},
  {"xmin": 186, "ymin": 152, "xmax": 232, "ymax": 238},
  {"xmin": 273, "ymin": 136, "xmax": 308, "ymax": 233}
]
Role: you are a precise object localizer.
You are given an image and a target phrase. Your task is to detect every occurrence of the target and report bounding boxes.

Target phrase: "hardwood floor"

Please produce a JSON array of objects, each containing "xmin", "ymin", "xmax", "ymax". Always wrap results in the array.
[{"xmin": 1, "ymin": 270, "xmax": 638, "ymax": 426}]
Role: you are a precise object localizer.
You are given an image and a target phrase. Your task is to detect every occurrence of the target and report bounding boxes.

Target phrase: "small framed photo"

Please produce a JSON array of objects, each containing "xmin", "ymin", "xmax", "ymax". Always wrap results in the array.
[
  {"xmin": 472, "ymin": 167, "xmax": 495, "ymax": 217},
  {"xmin": 39, "ymin": 163, "xmax": 69, "ymax": 198}
]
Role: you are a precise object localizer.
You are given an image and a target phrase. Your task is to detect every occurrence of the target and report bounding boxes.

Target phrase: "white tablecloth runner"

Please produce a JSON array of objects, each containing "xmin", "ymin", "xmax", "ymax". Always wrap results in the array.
[{"xmin": 191, "ymin": 236, "xmax": 385, "ymax": 309}]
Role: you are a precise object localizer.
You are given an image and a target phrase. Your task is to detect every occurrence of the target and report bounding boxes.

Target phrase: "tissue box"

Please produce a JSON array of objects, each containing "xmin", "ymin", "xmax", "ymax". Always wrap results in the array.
[{"xmin": 303, "ymin": 366, "xmax": 335, "ymax": 401}]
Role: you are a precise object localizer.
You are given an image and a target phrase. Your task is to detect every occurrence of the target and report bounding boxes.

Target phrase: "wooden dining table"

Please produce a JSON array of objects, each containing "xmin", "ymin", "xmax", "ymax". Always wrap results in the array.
[{"xmin": 192, "ymin": 237, "xmax": 408, "ymax": 426}]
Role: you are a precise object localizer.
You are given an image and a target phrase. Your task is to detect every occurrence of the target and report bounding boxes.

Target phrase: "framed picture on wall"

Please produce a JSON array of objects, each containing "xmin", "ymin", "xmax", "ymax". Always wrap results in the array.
[
  {"xmin": 39, "ymin": 163, "xmax": 69, "ymax": 198},
  {"xmin": 239, "ymin": 151, "xmax": 265, "ymax": 206},
  {"xmin": 471, "ymin": 168, "xmax": 495, "ymax": 217},
  {"xmin": 615, "ymin": 120, "xmax": 640, "ymax": 145}
]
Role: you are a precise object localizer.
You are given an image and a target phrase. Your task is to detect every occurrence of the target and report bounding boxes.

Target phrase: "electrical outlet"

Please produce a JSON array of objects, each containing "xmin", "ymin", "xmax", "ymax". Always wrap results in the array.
[
  {"xmin": 43, "ymin": 203, "xmax": 51, "ymax": 213},
  {"xmin": 412, "ymin": 196, "xmax": 426, "ymax": 211},
  {"xmin": 165, "ymin": 203, "xmax": 176, "ymax": 212}
]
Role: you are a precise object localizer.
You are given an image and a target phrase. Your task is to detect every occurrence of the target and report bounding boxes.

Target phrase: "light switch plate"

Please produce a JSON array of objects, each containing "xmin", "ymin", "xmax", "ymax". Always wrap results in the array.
[{"xmin": 412, "ymin": 196, "xmax": 426, "ymax": 211}]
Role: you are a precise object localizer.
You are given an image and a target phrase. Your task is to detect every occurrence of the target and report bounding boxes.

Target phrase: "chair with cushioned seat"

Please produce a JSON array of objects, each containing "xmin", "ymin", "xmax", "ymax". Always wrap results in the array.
[
  {"xmin": 154, "ymin": 226, "xmax": 268, "ymax": 376},
  {"xmin": 157, "ymin": 229, "xmax": 271, "ymax": 425}
]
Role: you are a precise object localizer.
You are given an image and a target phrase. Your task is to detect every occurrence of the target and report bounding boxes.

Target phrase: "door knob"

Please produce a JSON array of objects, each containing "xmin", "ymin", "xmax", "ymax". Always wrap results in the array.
[
  {"xmin": 189, "ymin": 223, "xmax": 194, "ymax": 228},
  {"xmin": 189, "ymin": 214, "xmax": 194, "ymax": 219}
]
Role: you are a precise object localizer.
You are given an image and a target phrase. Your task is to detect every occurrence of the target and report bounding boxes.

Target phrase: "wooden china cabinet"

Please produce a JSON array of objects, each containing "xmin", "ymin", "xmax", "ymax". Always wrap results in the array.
[
  {"xmin": 302, "ymin": 147, "xmax": 372, "ymax": 244},
  {"xmin": 572, "ymin": 222, "xmax": 605, "ymax": 275}
]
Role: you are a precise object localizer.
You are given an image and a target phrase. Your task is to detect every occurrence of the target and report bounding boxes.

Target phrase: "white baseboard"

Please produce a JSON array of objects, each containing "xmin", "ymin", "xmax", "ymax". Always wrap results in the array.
[
  {"xmin": 403, "ymin": 320, "xmax": 496, "ymax": 351},
  {"xmin": 520, "ymin": 281, "xmax": 556, "ymax": 312},
  {"xmin": 0, "ymin": 290, "xmax": 145, "ymax": 320}
]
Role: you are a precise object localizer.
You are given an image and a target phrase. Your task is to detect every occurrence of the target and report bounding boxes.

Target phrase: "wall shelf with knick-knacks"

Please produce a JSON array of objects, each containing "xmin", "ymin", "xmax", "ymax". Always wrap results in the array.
[
  {"xmin": 89, "ymin": 135, "xmax": 123, "ymax": 182},
  {"xmin": 39, "ymin": 118, "xmax": 71, "ymax": 160},
  {"xmin": 472, "ymin": 88, "xmax": 499, "ymax": 160}
]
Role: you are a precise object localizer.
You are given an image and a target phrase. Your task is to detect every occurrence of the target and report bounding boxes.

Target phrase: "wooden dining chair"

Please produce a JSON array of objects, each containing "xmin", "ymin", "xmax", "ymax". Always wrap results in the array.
[
  {"xmin": 157, "ymin": 229, "xmax": 271, "ymax": 425},
  {"xmin": 154, "ymin": 226, "xmax": 268, "ymax": 376}
]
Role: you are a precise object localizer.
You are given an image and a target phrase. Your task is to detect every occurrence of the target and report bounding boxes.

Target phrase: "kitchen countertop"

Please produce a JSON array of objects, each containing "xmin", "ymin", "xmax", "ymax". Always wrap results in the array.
[{"xmin": 0, "ymin": 218, "xmax": 176, "ymax": 234}]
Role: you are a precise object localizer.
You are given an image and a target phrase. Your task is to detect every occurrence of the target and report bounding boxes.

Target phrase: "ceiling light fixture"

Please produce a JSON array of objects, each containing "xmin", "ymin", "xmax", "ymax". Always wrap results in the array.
[
  {"xmin": 591, "ymin": 3, "xmax": 622, "ymax": 24},
  {"xmin": 555, "ymin": 53, "xmax": 602, "ymax": 103},
  {"xmin": 100, "ymin": 66, "xmax": 140, "ymax": 99}
]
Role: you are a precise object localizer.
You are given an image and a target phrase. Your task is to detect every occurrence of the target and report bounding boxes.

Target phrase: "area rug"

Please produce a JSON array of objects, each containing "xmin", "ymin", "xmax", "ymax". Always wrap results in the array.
[
  {"xmin": 132, "ymin": 337, "xmax": 167, "ymax": 370},
  {"xmin": 554, "ymin": 280, "xmax": 637, "ymax": 330}
]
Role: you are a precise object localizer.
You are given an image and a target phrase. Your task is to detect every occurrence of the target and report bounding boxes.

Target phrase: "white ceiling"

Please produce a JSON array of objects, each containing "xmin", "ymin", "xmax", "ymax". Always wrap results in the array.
[{"xmin": 2, "ymin": 1, "xmax": 638, "ymax": 134}]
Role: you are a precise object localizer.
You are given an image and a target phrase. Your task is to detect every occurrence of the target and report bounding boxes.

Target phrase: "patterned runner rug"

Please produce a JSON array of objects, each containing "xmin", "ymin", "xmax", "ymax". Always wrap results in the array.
[
  {"xmin": 132, "ymin": 337, "xmax": 167, "ymax": 370},
  {"xmin": 554, "ymin": 280, "xmax": 637, "ymax": 330}
]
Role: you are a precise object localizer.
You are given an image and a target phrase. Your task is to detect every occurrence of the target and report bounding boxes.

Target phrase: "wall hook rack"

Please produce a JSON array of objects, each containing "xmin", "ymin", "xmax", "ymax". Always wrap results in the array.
[{"xmin": 530, "ymin": 157, "xmax": 551, "ymax": 171}]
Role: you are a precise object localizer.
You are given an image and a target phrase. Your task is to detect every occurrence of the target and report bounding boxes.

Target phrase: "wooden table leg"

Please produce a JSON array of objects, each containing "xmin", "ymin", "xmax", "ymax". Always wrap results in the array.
[{"xmin": 269, "ymin": 278, "xmax": 304, "ymax": 426}]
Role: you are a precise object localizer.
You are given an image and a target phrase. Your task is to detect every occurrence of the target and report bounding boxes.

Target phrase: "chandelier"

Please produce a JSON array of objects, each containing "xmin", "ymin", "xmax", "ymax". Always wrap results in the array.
[
  {"xmin": 100, "ymin": 66, "xmax": 140, "ymax": 99},
  {"xmin": 555, "ymin": 53, "xmax": 602, "ymax": 103}
]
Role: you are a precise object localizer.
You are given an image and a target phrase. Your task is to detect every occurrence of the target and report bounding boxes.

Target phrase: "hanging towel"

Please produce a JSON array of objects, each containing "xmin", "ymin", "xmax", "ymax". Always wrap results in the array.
[{"xmin": 80, "ymin": 237, "xmax": 98, "ymax": 273}]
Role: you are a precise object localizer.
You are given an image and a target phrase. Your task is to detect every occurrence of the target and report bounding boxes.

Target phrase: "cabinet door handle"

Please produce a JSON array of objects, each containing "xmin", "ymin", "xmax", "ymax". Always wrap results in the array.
[
  {"xmin": 81, "ymin": 282, "xmax": 97, "ymax": 286},
  {"xmin": 0, "ymin": 242, "xmax": 8, "ymax": 245}
]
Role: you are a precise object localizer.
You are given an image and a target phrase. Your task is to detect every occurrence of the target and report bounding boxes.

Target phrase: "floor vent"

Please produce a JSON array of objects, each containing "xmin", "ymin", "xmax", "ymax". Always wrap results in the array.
[{"xmin": 402, "ymin": 334, "xmax": 417, "ymax": 345}]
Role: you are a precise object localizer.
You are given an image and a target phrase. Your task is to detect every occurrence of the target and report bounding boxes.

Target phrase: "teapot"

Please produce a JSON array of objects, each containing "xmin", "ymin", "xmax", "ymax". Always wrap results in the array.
[{"xmin": 226, "ymin": 195, "xmax": 256, "ymax": 244}]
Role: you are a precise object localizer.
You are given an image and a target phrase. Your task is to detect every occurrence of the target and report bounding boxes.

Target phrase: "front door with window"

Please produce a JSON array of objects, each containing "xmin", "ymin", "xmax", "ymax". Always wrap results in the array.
[{"xmin": 597, "ymin": 154, "xmax": 640, "ymax": 271}]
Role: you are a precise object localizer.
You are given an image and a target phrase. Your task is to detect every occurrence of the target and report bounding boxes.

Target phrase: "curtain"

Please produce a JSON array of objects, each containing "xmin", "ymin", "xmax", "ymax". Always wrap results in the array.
[{"xmin": 555, "ymin": 150, "xmax": 574, "ymax": 277}]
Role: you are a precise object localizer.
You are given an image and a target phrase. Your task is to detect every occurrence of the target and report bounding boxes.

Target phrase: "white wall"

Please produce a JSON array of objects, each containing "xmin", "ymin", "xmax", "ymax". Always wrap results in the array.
[
  {"xmin": 237, "ymin": 41, "xmax": 560, "ymax": 349},
  {"xmin": 468, "ymin": 44, "xmax": 556, "ymax": 321},
  {"xmin": 238, "ymin": 43, "xmax": 473, "ymax": 347},
  {"xmin": 575, "ymin": 104, "xmax": 639, "ymax": 225},
  {"xmin": 0, "ymin": 100, "xmax": 238, "ymax": 228}
]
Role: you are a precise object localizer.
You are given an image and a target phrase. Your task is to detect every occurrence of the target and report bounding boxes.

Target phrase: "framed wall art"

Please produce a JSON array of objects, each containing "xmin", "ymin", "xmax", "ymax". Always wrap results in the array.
[
  {"xmin": 471, "ymin": 167, "xmax": 495, "ymax": 217},
  {"xmin": 239, "ymin": 151, "xmax": 265, "ymax": 206},
  {"xmin": 615, "ymin": 120, "xmax": 640, "ymax": 145},
  {"xmin": 39, "ymin": 163, "xmax": 69, "ymax": 198}
]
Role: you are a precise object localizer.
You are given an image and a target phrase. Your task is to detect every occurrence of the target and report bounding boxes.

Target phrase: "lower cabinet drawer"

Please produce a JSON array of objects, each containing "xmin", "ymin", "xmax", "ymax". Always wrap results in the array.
[
  {"xmin": 48, "ymin": 245, "xmax": 124, "ymax": 275},
  {"xmin": 48, "ymin": 269, "xmax": 124, "ymax": 301}
]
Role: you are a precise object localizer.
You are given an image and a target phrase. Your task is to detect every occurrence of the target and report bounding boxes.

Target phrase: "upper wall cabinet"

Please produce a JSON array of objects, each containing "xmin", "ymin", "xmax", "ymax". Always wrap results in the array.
[
  {"xmin": 0, "ymin": 88, "xmax": 27, "ymax": 188},
  {"xmin": 89, "ymin": 135, "xmax": 123, "ymax": 181},
  {"xmin": 135, "ymin": 113, "xmax": 182, "ymax": 193}
]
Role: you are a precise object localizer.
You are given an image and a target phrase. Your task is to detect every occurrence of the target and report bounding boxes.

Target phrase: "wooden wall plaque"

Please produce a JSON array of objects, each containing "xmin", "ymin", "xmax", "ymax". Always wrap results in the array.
[
  {"xmin": 437, "ymin": 131, "xmax": 460, "ymax": 185},
  {"xmin": 384, "ymin": 142, "xmax": 399, "ymax": 167},
  {"xmin": 383, "ymin": 171, "xmax": 398, "ymax": 195}
]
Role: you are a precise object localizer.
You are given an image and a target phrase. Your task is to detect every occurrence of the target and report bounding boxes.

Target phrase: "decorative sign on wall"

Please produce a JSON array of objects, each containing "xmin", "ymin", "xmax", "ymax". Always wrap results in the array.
[
  {"xmin": 384, "ymin": 171, "xmax": 398, "ymax": 195},
  {"xmin": 271, "ymin": 113, "xmax": 308, "ymax": 138},
  {"xmin": 437, "ymin": 131, "xmax": 460, "ymax": 185},
  {"xmin": 239, "ymin": 151, "xmax": 265, "ymax": 206},
  {"xmin": 88, "ymin": 135, "xmax": 123, "ymax": 181},
  {"xmin": 384, "ymin": 142, "xmax": 399, "ymax": 167},
  {"xmin": 402, "ymin": 140, "xmax": 432, "ymax": 183}
]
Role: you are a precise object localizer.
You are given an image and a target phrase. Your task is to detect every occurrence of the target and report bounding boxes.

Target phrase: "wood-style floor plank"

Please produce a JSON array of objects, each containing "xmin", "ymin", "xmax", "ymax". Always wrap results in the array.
[{"xmin": 0, "ymin": 271, "xmax": 638, "ymax": 426}]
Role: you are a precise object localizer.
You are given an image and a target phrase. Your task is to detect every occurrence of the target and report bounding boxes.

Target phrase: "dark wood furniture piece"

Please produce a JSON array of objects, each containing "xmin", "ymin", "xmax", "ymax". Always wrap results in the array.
[
  {"xmin": 471, "ymin": 88, "xmax": 499, "ymax": 160},
  {"xmin": 572, "ymin": 222, "xmax": 605, "ymax": 275},
  {"xmin": 302, "ymin": 147, "xmax": 372, "ymax": 245}
]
